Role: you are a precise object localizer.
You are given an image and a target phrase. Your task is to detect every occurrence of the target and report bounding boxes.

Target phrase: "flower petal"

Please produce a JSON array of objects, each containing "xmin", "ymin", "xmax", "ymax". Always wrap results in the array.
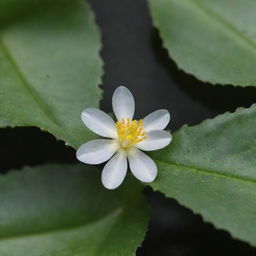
[
  {"xmin": 81, "ymin": 108, "xmax": 117, "ymax": 138},
  {"xmin": 128, "ymin": 149, "xmax": 157, "ymax": 182},
  {"xmin": 112, "ymin": 86, "xmax": 135, "ymax": 120},
  {"xmin": 101, "ymin": 151, "xmax": 127, "ymax": 190},
  {"xmin": 143, "ymin": 109, "xmax": 170, "ymax": 132},
  {"xmin": 136, "ymin": 130, "xmax": 172, "ymax": 151},
  {"xmin": 76, "ymin": 139, "xmax": 117, "ymax": 164}
]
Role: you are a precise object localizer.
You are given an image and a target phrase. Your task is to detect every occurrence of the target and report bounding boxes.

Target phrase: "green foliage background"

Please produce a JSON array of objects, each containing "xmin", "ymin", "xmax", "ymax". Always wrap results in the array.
[{"xmin": 1, "ymin": 0, "xmax": 256, "ymax": 254}]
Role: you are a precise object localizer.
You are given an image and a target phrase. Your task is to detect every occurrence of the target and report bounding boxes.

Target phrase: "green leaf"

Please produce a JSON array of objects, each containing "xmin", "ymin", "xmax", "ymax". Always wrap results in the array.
[
  {"xmin": 150, "ymin": 104, "xmax": 256, "ymax": 246},
  {"xmin": 0, "ymin": 0, "xmax": 103, "ymax": 148},
  {"xmin": 0, "ymin": 164, "xmax": 149, "ymax": 255},
  {"xmin": 149, "ymin": 0, "xmax": 256, "ymax": 86}
]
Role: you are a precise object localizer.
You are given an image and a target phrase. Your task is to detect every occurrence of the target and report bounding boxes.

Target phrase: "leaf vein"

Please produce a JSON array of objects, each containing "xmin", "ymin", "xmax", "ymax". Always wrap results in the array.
[
  {"xmin": 0, "ymin": 208, "xmax": 123, "ymax": 242},
  {"xmin": 155, "ymin": 159, "xmax": 256, "ymax": 185},
  {"xmin": 190, "ymin": 0, "xmax": 256, "ymax": 53},
  {"xmin": 0, "ymin": 36, "xmax": 61, "ymax": 127}
]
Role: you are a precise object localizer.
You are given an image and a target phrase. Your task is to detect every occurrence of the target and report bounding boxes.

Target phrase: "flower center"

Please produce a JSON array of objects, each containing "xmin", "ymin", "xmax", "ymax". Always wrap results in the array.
[{"xmin": 115, "ymin": 118, "xmax": 147, "ymax": 148}]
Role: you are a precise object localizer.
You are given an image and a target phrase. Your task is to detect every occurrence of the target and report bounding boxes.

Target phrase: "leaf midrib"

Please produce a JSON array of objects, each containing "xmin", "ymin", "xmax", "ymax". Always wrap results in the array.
[
  {"xmin": 0, "ymin": 207, "xmax": 123, "ymax": 242},
  {"xmin": 155, "ymin": 158, "xmax": 256, "ymax": 185},
  {"xmin": 0, "ymin": 36, "xmax": 61, "ymax": 127},
  {"xmin": 185, "ymin": 0, "xmax": 256, "ymax": 54}
]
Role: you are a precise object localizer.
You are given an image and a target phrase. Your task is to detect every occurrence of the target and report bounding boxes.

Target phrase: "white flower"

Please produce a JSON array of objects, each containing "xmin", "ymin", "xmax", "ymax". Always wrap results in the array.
[{"xmin": 76, "ymin": 86, "xmax": 172, "ymax": 190}]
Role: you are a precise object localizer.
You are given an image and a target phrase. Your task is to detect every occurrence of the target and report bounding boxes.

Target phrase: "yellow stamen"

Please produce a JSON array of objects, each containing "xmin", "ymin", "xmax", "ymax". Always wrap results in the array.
[{"xmin": 116, "ymin": 118, "xmax": 147, "ymax": 148}]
